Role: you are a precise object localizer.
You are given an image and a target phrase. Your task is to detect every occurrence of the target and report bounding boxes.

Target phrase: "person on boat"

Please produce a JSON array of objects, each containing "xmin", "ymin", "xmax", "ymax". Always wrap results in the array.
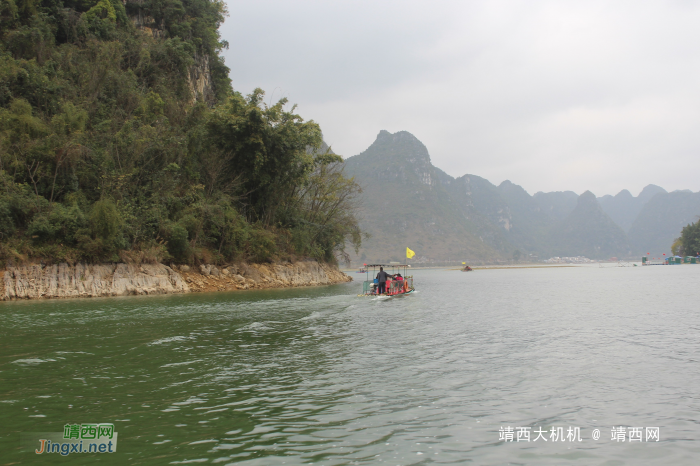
[
  {"xmin": 389, "ymin": 273, "xmax": 402, "ymax": 295},
  {"xmin": 394, "ymin": 273, "xmax": 409, "ymax": 292},
  {"xmin": 376, "ymin": 267, "xmax": 391, "ymax": 294}
]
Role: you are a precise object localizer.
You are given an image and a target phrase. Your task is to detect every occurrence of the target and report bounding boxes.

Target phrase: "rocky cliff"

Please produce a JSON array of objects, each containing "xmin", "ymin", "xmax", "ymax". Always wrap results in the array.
[
  {"xmin": 175, "ymin": 261, "xmax": 352, "ymax": 293},
  {"xmin": 127, "ymin": 2, "xmax": 214, "ymax": 105},
  {"xmin": 1, "ymin": 261, "xmax": 351, "ymax": 300}
]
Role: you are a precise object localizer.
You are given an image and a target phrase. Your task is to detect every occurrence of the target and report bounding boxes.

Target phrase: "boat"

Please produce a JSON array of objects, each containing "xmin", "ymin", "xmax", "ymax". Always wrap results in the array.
[
  {"xmin": 356, "ymin": 266, "xmax": 367, "ymax": 273},
  {"xmin": 359, "ymin": 264, "xmax": 415, "ymax": 297},
  {"xmin": 461, "ymin": 265, "xmax": 473, "ymax": 272}
]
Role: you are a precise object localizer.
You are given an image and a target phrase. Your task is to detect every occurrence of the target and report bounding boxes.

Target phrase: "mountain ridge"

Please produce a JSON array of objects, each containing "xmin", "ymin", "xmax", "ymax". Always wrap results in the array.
[{"xmin": 344, "ymin": 130, "xmax": 698, "ymax": 263}]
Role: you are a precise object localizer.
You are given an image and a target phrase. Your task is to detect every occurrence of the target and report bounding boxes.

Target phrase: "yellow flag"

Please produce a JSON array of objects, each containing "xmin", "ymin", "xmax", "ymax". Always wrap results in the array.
[{"xmin": 406, "ymin": 247, "xmax": 415, "ymax": 259}]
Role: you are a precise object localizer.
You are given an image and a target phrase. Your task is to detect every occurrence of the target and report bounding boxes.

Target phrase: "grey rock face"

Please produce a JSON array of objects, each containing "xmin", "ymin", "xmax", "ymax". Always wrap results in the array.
[
  {"xmin": 2, "ymin": 263, "xmax": 189, "ymax": 300},
  {"xmin": 1, "ymin": 260, "xmax": 352, "ymax": 300}
]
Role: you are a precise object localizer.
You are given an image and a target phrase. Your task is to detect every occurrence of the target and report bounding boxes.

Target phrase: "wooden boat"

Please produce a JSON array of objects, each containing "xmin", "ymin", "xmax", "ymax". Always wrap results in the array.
[
  {"xmin": 360, "ymin": 264, "xmax": 415, "ymax": 297},
  {"xmin": 461, "ymin": 265, "xmax": 473, "ymax": 272}
]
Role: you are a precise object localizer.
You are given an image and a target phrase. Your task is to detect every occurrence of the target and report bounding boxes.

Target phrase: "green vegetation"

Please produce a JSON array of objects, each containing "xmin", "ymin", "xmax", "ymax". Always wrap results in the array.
[
  {"xmin": 677, "ymin": 219, "xmax": 700, "ymax": 257},
  {"xmin": 0, "ymin": 0, "xmax": 362, "ymax": 267}
]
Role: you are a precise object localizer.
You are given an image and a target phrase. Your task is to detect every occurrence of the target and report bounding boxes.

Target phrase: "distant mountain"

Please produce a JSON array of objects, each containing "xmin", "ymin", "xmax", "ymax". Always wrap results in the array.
[
  {"xmin": 628, "ymin": 191, "xmax": 700, "ymax": 255},
  {"xmin": 343, "ymin": 130, "xmax": 698, "ymax": 263},
  {"xmin": 597, "ymin": 189, "xmax": 637, "ymax": 232},
  {"xmin": 598, "ymin": 184, "xmax": 667, "ymax": 232},
  {"xmin": 343, "ymin": 131, "xmax": 508, "ymax": 263},
  {"xmin": 638, "ymin": 184, "xmax": 667, "ymax": 204},
  {"xmin": 532, "ymin": 191, "xmax": 579, "ymax": 220},
  {"xmin": 449, "ymin": 174, "xmax": 513, "ymax": 248},
  {"xmin": 452, "ymin": 176, "xmax": 558, "ymax": 256},
  {"xmin": 550, "ymin": 191, "xmax": 630, "ymax": 258},
  {"xmin": 496, "ymin": 180, "xmax": 559, "ymax": 254},
  {"xmin": 595, "ymin": 184, "xmax": 700, "ymax": 255}
]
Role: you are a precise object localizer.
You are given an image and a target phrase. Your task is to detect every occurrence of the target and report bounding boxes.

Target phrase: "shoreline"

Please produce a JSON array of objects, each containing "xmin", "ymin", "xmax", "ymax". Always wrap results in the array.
[
  {"xmin": 1, "ymin": 261, "xmax": 352, "ymax": 301},
  {"xmin": 343, "ymin": 264, "xmax": 580, "ymax": 273},
  {"xmin": 449, "ymin": 265, "xmax": 578, "ymax": 270},
  {"xmin": 343, "ymin": 262, "xmax": 641, "ymax": 273}
]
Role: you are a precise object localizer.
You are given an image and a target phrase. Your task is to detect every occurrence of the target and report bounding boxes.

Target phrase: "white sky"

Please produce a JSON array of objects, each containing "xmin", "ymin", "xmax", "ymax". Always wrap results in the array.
[{"xmin": 219, "ymin": 0, "xmax": 700, "ymax": 197}]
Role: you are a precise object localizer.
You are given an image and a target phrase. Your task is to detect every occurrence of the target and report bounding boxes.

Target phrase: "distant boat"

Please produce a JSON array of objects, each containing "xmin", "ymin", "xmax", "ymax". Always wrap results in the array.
[
  {"xmin": 461, "ymin": 265, "xmax": 473, "ymax": 272},
  {"xmin": 356, "ymin": 267, "xmax": 367, "ymax": 273}
]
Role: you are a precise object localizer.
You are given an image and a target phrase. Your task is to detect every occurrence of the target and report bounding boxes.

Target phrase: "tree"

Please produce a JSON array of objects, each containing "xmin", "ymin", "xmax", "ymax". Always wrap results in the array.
[
  {"xmin": 206, "ymin": 89, "xmax": 322, "ymax": 224},
  {"xmin": 671, "ymin": 237, "xmax": 682, "ymax": 256},
  {"xmin": 287, "ymin": 153, "xmax": 363, "ymax": 263},
  {"xmin": 678, "ymin": 219, "xmax": 700, "ymax": 257}
]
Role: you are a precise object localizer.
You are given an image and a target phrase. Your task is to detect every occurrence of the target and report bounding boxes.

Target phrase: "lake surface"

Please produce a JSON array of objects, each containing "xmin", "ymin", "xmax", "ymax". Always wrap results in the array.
[{"xmin": 1, "ymin": 265, "xmax": 700, "ymax": 465}]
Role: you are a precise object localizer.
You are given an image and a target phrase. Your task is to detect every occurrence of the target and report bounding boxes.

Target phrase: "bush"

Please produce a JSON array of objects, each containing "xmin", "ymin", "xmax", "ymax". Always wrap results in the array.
[
  {"xmin": 0, "ymin": 200, "xmax": 15, "ymax": 238},
  {"xmin": 119, "ymin": 239, "xmax": 170, "ymax": 264},
  {"xmin": 26, "ymin": 203, "xmax": 86, "ymax": 243},
  {"xmin": 79, "ymin": 0, "xmax": 128, "ymax": 40},
  {"xmin": 86, "ymin": 198, "xmax": 126, "ymax": 260},
  {"xmin": 164, "ymin": 221, "xmax": 189, "ymax": 262},
  {"xmin": 89, "ymin": 198, "xmax": 120, "ymax": 240},
  {"xmin": 0, "ymin": 176, "xmax": 48, "ymax": 231},
  {"xmin": 247, "ymin": 226, "xmax": 277, "ymax": 262}
]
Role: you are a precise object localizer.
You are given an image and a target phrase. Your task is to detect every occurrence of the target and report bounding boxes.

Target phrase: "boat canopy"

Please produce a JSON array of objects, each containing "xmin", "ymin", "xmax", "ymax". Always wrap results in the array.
[
  {"xmin": 360, "ymin": 263, "xmax": 415, "ymax": 296},
  {"xmin": 365, "ymin": 264, "xmax": 411, "ymax": 268}
]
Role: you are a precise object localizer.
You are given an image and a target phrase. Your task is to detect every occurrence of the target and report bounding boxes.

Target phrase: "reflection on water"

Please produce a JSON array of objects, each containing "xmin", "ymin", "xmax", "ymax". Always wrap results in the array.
[{"xmin": 2, "ymin": 265, "xmax": 700, "ymax": 465}]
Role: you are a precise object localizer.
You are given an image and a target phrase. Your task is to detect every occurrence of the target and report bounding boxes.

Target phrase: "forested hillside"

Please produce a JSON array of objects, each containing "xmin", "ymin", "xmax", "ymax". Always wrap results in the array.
[{"xmin": 0, "ymin": 0, "xmax": 362, "ymax": 267}]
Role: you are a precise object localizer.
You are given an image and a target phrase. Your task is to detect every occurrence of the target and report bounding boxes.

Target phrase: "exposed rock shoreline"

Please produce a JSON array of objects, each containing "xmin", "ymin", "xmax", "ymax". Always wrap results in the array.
[{"xmin": 0, "ymin": 261, "xmax": 352, "ymax": 300}]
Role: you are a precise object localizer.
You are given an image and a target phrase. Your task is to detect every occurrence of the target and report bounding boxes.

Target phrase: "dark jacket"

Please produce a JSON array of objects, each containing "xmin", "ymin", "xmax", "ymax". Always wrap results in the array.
[{"xmin": 376, "ymin": 271, "xmax": 390, "ymax": 283}]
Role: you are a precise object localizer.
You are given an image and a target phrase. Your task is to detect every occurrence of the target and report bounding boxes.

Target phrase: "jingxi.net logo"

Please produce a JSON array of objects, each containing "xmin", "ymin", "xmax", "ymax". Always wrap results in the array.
[{"xmin": 30, "ymin": 423, "xmax": 117, "ymax": 456}]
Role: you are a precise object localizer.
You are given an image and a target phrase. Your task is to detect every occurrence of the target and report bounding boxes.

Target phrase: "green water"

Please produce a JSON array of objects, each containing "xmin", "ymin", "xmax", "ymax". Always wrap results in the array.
[{"xmin": 2, "ymin": 266, "xmax": 700, "ymax": 465}]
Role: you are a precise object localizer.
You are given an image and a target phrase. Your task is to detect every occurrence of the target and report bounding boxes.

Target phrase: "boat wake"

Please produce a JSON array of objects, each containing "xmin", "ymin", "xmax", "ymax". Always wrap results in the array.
[{"xmin": 372, "ymin": 295, "xmax": 392, "ymax": 301}]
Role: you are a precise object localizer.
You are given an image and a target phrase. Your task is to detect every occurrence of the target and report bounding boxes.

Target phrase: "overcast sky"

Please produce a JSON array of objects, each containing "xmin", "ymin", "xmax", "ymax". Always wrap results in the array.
[{"xmin": 220, "ymin": 0, "xmax": 700, "ymax": 197}]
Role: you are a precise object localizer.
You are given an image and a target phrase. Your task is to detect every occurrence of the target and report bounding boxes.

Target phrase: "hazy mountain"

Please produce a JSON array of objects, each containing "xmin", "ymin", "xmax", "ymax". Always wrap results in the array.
[
  {"xmin": 597, "ymin": 189, "xmax": 637, "ymax": 232},
  {"xmin": 450, "ymin": 174, "xmax": 512, "ymax": 233},
  {"xmin": 628, "ymin": 191, "xmax": 700, "ymax": 255},
  {"xmin": 594, "ymin": 184, "xmax": 700, "ymax": 256},
  {"xmin": 598, "ymin": 184, "xmax": 667, "ymax": 232},
  {"xmin": 443, "ymin": 174, "xmax": 515, "ymax": 255},
  {"xmin": 343, "ymin": 130, "xmax": 694, "ymax": 263},
  {"xmin": 549, "ymin": 191, "xmax": 630, "ymax": 258},
  {"xmin": 638, "ymin": 184, "xmax": 667, "ymax": 204},
  {"xmin": 343, "ymin": 130, "xmax": 508, "ymax": 263},
  {"xmin": 532, "ymin": 191, "xmax": 579, "ymax": 220},
  {"xmin": 450, "ymin": 176, "xmax": 560, "ymax": 256},
  {"xmin": 496, "ymin": 180, "xmax": 558, "ymax": 255}
]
